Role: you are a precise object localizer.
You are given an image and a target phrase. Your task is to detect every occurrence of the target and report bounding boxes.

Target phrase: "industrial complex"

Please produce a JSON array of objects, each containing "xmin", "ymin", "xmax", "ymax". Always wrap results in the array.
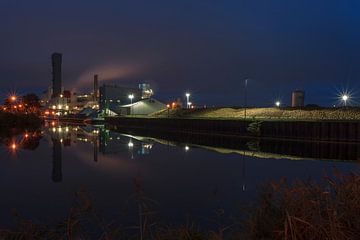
[{"xmin": 41, "ymin": 53, "xmax": 166, "ymax": 118}]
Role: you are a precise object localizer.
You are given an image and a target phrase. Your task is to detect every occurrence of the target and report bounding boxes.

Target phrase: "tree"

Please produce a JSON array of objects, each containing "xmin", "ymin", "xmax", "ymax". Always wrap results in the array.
[{"xmin": 22, "ymin": 93, "xmax": 40, "ymax": 113}]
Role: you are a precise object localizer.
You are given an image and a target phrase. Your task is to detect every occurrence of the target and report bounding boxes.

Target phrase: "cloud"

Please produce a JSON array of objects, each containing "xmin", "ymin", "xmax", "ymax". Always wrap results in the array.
[{"xmin": 74, "ymin": 61, "xmax": 149, "ymax": 90}]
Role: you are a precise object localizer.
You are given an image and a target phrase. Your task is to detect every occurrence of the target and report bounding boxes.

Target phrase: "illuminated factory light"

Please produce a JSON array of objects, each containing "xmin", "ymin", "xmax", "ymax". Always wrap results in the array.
[{"xmin": 11, "ymin": 143, "xmax": 17, "ymax": 150}]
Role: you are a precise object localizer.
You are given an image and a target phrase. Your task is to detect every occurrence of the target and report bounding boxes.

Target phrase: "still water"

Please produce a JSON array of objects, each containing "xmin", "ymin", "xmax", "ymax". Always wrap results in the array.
[{"xmin": 0, "ymin": 123, "xmax": 358, "ymax": 229}]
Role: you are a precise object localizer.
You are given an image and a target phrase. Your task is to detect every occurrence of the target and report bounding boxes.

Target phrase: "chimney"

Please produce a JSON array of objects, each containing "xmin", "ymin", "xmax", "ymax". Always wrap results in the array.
[{"xmin": 94, "ymin": 74, "xmax": 99, "ymax": 101}]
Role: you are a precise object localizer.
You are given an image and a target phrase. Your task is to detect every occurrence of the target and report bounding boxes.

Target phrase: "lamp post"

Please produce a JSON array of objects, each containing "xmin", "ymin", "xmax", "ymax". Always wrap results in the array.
[
  {"xmin": 128, "ymin": 94, "xmax": 134, "ymax": 115},
  {"xmin": 185, "ymin": 92, "xmax": 190, "ymax": 109},
  {"xmin": 166, "ymin": 104, "xmax": 170, "ymax": 118},
  {"xmin": 244, "ymin": 79, "xmax": 248, "ymax": 119}
]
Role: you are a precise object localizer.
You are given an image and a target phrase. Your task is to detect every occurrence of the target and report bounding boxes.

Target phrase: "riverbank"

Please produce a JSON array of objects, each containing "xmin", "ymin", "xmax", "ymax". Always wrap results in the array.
[
  {"xmin": 151, "ymin": 107, "xmax": 360, "ymax": 121},
  {"xmin": 106, "ymin": 117, "xmax": 360, "ymax": 142},
  {"xmin": 0, "ymin": 111, "xmax": 42, "ymax": 130}
]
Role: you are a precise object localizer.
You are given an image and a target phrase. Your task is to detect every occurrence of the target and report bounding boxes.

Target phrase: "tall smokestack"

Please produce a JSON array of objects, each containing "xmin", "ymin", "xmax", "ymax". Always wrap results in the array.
[
  {"xmin": 94, "ymin": 74, "xmax": 99, "ymax": 101},
  {"xmin": 51, "ymin": 53, "xmax": 62, "ymax": 98}
]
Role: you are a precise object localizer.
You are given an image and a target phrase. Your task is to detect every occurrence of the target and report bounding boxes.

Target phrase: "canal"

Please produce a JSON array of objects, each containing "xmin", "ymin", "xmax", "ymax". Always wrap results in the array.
[{"xmin": 0, "ymin": 122, "xmax": 358, "ymax": 236}]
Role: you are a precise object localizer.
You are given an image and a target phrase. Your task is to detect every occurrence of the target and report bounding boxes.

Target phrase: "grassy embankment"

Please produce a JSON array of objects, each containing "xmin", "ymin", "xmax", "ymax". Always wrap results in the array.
[
  {"xmin": 1, "ymin": 171, "xmax": 360, "ymax": 239},
  {"xmin": 146, "ymin": 107, "xmax": 360, "ymax": 121}
]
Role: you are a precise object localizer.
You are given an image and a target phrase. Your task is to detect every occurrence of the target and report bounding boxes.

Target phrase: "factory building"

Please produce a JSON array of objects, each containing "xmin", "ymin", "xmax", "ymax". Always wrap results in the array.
[
  {"xmin": 118, "ymin": 98, "xmax": 166, "ymax": 115},
  {"xmin": 99, "ymin": 83, "xmax": 165, "ymax": 115},
  {"xmin": 51, "ymin": 53, "xmax": 62, "ymax": 98},
  {"xmin": 292, "ymin": 90, "xmax": 305, "ymax": 107}
]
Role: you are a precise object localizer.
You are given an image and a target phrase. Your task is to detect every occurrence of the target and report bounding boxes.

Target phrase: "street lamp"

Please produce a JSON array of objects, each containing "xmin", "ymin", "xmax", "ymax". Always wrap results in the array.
[
  {"xmin": 244, "ymin": 79, "xmax": 249, "ymax": 119},
  {"xmin": 128, "ymin": 94, "xmax": 134, "ymax": 115},
  {"xmin": 275, "ymin": 101, "xmax": 281, "ymax": 107},
  {"xmin": 342, "ymin": 94, "xmax": 349, "ymax": 107},
  {"xmin": 185, "ymin": 92, "xmax": 190, "ymax": 109},
  {"xmin": 128, "ymin": 94, "xmax": 134, "ymax": 104},
  {"xmin": 10, "ymin": 95, "xmax": 17, "ymax": 102}
]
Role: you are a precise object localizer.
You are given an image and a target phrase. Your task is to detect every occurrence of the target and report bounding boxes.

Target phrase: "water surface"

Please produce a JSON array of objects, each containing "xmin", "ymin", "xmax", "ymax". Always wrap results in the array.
[{"xmin": 0, "ymin": 123, "xmax": 358, "ymax": 228}]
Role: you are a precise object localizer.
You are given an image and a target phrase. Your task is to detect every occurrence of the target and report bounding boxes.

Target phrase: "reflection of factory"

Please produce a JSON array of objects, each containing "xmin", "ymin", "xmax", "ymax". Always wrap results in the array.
[
  {"xmin": 99, "ymin": 129, "xmax": 153, "ymax": 155},
  {"xmin": 46, "ymin": 123, "xmax": 154, "ymax": 182},
  {"xmin": 52, "ymin": 138, "xmax": 62, "ymax": 182}
]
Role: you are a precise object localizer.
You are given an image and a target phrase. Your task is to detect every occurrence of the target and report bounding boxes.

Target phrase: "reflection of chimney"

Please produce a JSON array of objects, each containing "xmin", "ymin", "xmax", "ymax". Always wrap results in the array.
[
  {"xmin": 52, "ymin": 139, "xmax": 62, "ymax": 182},
  {"xmin": 94, "ymin": 74, "xmax": 99, "ymax": 101},
  {"xmin": 94, "ymin": 136, "xmax": 98, "ymax": 162}
]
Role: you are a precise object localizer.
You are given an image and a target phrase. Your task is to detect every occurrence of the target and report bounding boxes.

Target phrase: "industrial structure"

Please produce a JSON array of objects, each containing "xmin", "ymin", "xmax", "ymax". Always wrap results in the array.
[
  {"xmin": 99, "ymin": 83, "xmax": 165, "ymax": 116},
  {"xmin": 40, "ymin": 53, "xmax": 165, "ymax": 117},
  {"xmin": 292, "ymin": 90, "xmax": 305, "ymax": 107},
  {"xmin": 93, "ymin": 74, "xmax": 99, "ymax": 101}
]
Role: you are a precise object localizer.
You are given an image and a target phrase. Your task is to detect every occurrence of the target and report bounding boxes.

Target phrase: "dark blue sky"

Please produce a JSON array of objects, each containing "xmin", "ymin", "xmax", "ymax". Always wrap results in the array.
[{"xmin": 1, "ymin": 0, "xmax": 360, "ymax": 106}]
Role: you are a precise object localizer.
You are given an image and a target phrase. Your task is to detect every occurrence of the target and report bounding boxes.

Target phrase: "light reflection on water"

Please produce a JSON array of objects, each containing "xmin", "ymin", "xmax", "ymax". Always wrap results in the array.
[{"xmin": 0, "ymin": 123, "xmax": 358, "ymax": 227}]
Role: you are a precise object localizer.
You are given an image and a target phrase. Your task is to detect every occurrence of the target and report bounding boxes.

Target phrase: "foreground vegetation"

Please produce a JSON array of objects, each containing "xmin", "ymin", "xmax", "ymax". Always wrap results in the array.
[
  {"xmin": 151, "ymin": 107, "xmax": 360, "ymax": 121},
  {"xmin": 0, "ymin": 171, "xmax": 359, "ymax": 239}
]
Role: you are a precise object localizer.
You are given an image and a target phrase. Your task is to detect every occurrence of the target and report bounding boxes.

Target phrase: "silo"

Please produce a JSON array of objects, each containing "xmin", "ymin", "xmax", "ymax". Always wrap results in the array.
[{"xmin": 292, "ymin": 90, "xmax": 305, "ymax": 107}]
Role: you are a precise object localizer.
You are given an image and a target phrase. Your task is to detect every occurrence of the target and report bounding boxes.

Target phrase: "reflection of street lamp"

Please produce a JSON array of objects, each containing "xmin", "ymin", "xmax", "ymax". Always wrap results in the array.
[
  {"xmin": 342, "ymin": 94, "xmax": 349, "ymax": 107},
  {"xmin": 185, "ymin": 92, "xmax": 190, "ymax": 109}
]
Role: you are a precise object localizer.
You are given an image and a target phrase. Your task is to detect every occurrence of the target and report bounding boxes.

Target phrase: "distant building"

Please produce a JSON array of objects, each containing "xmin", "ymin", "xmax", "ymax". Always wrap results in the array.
[
  {"xmin": 139, "ymin": 83, "xmax": 154, "ymax": 99},
  {"xmin": 99, "ymin": 84, "xmax": 142, "ymax": 113},
  {"xmin": 51, "ymin": 53, "xmax": 62, "ymax": 98},
  {"xmin": 292, "ymin": 90, "xmax": 305, "ymax": 107}
]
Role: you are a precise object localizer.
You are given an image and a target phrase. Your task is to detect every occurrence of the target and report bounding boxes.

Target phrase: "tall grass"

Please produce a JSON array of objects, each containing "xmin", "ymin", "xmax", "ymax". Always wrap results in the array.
[
  {"xmin": 1, "ymin": 171, "xmax": 360, "ymax": 239},
  {"xmin": 243, "ymin": 169, "xmax": 360, "ymax": 240}
]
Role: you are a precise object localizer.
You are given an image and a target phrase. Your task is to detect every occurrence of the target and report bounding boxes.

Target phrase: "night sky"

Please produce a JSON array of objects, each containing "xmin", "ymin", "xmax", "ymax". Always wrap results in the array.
[{"xmin": 1, "ymin": 0, "xmax": 360, "ymax": 106}]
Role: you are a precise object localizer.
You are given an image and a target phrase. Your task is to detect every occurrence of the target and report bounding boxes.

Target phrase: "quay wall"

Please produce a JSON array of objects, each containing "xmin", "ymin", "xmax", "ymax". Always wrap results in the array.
[{"xmin": 105, "ymin": 117, "xmax": 360, "ymax": 142}]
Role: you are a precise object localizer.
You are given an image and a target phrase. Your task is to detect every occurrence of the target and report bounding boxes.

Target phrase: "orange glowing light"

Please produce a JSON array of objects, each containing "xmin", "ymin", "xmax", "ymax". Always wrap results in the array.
[
  {"xmin": 18, "ymin": 104, "xmax": 22, "ymax": 108},
  {"xmin": 25, "ymin": 133, "xmax": 29, "ymax": 138},
  {"xmin": 11, "ymin": 143, "xmax": 16, "ymax": 150},
  {"xmin": 13, "ymin": 106, "xmax": 17, "ymax": 109},
  {"xmin": 51, "ymin": 121, "xmax": 56, "ymax": 126},
  {"xmin": 10, "ymin": 95, "xmax": 17, "ymax": 102}
]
